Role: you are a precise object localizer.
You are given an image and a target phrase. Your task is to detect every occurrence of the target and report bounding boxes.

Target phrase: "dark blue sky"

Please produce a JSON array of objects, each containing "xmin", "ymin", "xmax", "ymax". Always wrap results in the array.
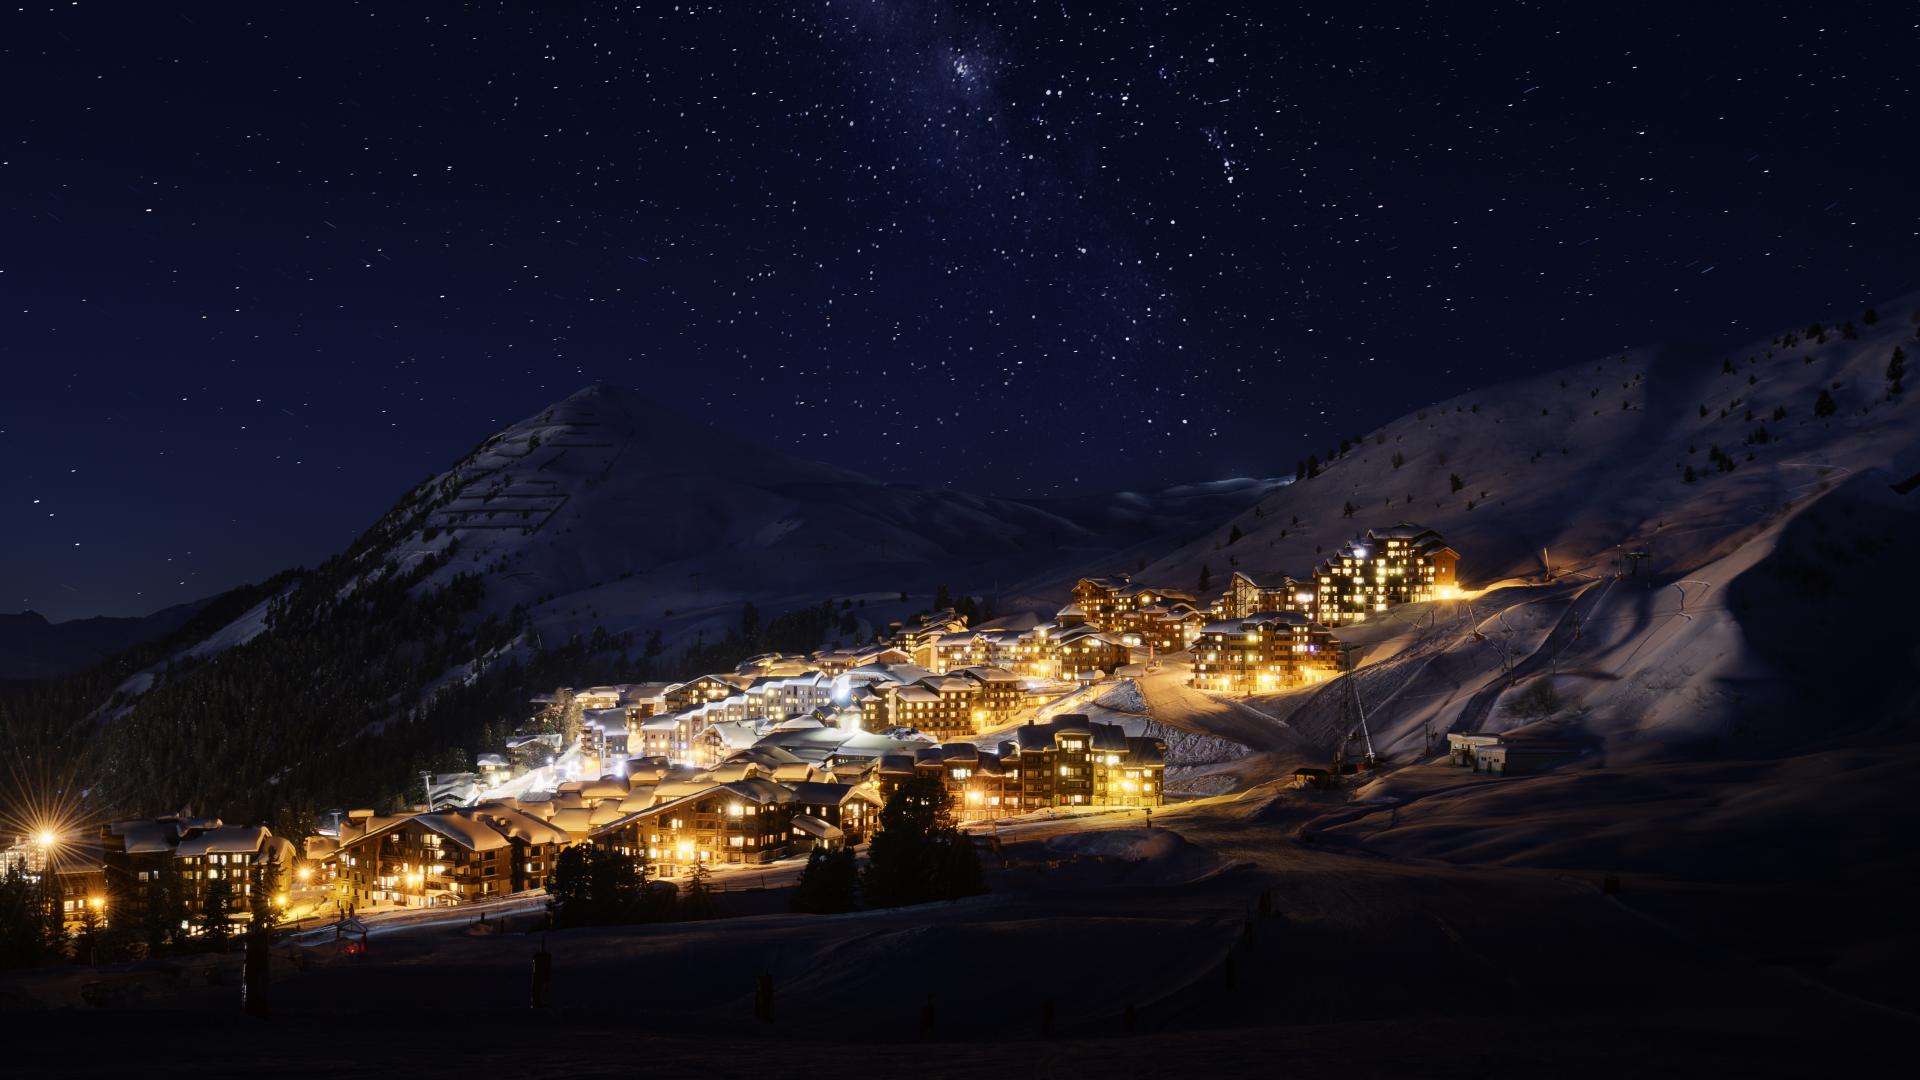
[{"xmin": 3, "ymin": 2, "xmax": 1914, "ymax": 620}]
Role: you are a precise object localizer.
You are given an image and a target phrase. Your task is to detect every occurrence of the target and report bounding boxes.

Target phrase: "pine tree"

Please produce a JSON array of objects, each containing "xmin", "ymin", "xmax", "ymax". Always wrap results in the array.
[
  {"xmin": 199, "ymin": 876, "xmax": 235, "ymax": 952},
  {"xmin": 134, "ymin": 864, "xmax": 173, "ymax": 958},
  {"xmin": 1226, "ymin": 524, "xmax": 1243, "ymax": 545},
  {"xmin": 0, "ymin": 864, "xmax": 58, "ymax": 969},
  {"xmin": 1197, "ymin": 563, "xmax": 1213, "ymax": 594},
  {"xmin": 1683, "ymin": 465, "xmax": 1697, "ymax": 483},
  {"xmin": 679, "ymin": 862, "xmax": 718, "ymax": 921},
  {"xmin": 1449, "ymin": 473, "xmax": 1464, "ymax": 494},
  {"xmin": 862, "ymin": 779, "xmax": 985, "ymax": 908},
  {"xmin": 1814, "ymin": 388, "xmax": 1837, "ymax": 418},
  {"xmin": 1391, "ymin": 451, "xmax": 1406, "ymax": 469},
  {"xmin": 1864, "ymin": 307, "xmax": 1879, "ymax": 325},
  {"xmin": 791, "ymin": 848, "xmax": 859, "ymax": 914},
  {"xmin": 547, "ymin": 844, "xmax": 651, "ymax": 928},
  {"xmin": 1888, "ymin": 345, "xmax": 1907, "ymax": 395},
  {"xmin": 1342, "ymin": 501, "xmax": 1356, "ymax": 519}
]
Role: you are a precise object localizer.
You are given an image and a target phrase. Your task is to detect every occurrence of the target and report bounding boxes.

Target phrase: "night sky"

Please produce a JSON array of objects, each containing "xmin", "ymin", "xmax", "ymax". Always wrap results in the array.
[{"xmin": 4, "ymin": 3, "xmax": 1915, "ymax": 621}]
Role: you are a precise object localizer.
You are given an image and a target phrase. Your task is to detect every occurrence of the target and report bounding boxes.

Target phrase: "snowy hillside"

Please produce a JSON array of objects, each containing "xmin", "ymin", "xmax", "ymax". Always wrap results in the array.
[
  {"xmin": 1152, "ymin": 296, "xmax": 1920, "ymax": 765},
  {"xmin": 346, "ymin": 384, "xmax": 1273, "ymax": 658},
  {"xmin": 1146, "ymin": 300, "xmax": 1920, "ymax": 592}
]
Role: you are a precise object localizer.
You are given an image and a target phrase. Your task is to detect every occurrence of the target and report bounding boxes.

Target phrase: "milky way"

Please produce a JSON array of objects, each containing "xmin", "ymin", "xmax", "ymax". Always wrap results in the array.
[{"xmin": 2, "ymin": 2, "xmax": 1914, "ymax": 618}]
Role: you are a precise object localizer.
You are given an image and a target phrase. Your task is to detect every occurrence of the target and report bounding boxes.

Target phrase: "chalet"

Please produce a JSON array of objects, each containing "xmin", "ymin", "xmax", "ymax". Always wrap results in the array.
[
  {"xmin": 174, "ymin": 825, "xmax": 296, "ymax": 919},
  {"xmin": 623, "ymin": 683, "xmax": 674, "ymax": 718},
  {"xmin": 101, "ymin": 818, "xmax": 186, "ymax": 921},
  {"xmin": 1049, "ymin": 624, "xmax": 1131, "ymax": 679},
  {"xmin": 332, "ymin": 805, "xmax": 568, "ymax": 907},
  {"xmin": 1189, "ymin": 611, "xmax": 1342, "ymax": 694},
  {"xmin": 873, "ymin": 714, "xmax": 1168, "ymax": 816},
  {"xmin": 928, "ymin": 631, "xmax": 985, "ymax": 672},
  {"xmin": 575, "ymin": 686, "xmax": 626, "ymax": 710},
  {"xmin": 810, "ymin": 646, "xmax": 912, "ymax": 676},
  {"xmin": 1071, "ymin": 576, "xmax": 1197, "ymax": 636},
  {"xmin": 1115, "ymin": 599, "xmax": 1209, "ymax": 653},
  {"xmin": 892, "ymin": 609, "xmax": 970, "ymax": 656},
  {"xmin": 506, "ymin": 732, "xmax": 563, "ymax": 771},
  {"xmin": 1312, "ymin": 523, "xmax": 1460, "ymax": 626},
  {"xmin": 56, "ymin": 864, "xmax": 107, "ymax": 932},
  {"xmin": 637, "ymin": 712, "xmax": 701, "ymax": 761},
  {"xmin": 1105, "ymin": 736, "xmax": 1169, "ymax": 807},
  {"xmin": 955, "ymin": 666, "xmax": 1023, "ymax": 729},
  {"xmin": 784, "ymin": 781, "xmax": 883, "ymax": 842},
  {"xmin": 888, "ymin": 675, "xmax": 984, "ymax": 741},
  {"xmin": 476, "ymin": 753, "xmax": 512, "ymax": 785},
  {"xmin": 1219, "ymin": 570, "xmax": 1313, "ymax": 621},
  {"xmin": 590, "ymin": 778, "xmax": 796, "ymax": 877},
  {"xmin": 583, "ymin": 707, "xmax": 631, "ymax": 759},
  {"xmin": 663, "ymin": 674, "xmax": 749, "ymax": 714}
]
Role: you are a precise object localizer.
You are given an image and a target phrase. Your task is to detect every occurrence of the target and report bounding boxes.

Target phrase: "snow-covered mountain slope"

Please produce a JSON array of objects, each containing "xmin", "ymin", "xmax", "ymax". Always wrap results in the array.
[
  {"xmin": 1172, "ymin": 296, "xmax": 1920, "ymax": 763},
  {"xmin": 1144, "ymin": 298, "xmax": 1920, "ymax": 592},
  {"xmin": 347, "ymin": 384, "xmax": 1273, "ymax": 655}
]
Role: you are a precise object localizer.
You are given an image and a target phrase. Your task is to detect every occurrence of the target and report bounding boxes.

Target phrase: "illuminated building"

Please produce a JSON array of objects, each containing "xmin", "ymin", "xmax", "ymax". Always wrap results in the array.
[
  {"xmin": 590, "ymin": 778, "xmax": 797, "ymax": 877},
  {"xmin": 1311, "ymin": 523, "xmax": 1460, "ymax": 626},
  {"xmin": 331, "ymin": 805, "xmax": 567, "ymax": 907},
  {"xmin": 1216, "ymin": 570, "xmax": 1312, "ymax": 620},
  {"xmin": 1189, "ymin": 611, "xmax": 1343, "ymax": 694},
  {"xmin": 1070, "ymin": 577, "xmax": 1197, "ymax": 636},
  {"xmin": 875, "ymin": 714, "xmax": 1167, "ymax": 817}
]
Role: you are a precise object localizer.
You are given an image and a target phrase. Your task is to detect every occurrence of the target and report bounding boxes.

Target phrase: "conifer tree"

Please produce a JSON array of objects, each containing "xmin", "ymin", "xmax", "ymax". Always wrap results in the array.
[
  {"xmin": 199, "ymin": 876, "xmax": 235, "ymax": 952},
  {"xmin": 862, "ymin": 779, "xmax": 985, "ymax": 908},
  {"xmin": 792, "ymin": 848, "xmax": 859, "ymax": 914},
  {"xmin": 679, "ymin": 862, "xmax": 718, "ymax": 921}
]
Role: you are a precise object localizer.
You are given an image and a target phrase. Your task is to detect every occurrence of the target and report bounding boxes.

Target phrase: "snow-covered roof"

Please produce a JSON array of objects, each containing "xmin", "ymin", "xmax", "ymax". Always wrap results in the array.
[
  {"xmin": 413, "ymin": 813, "xmax": 509, "ymax": 852},
  {"xmin": 1200, "ymin": 610, "xmax": 1312, "ymax": 635},
  {"xmin": 956, "ymin": 665, "xmax": 1022, "ymax": 683},
  {"xmin": 175, "ymin": 825, "xmax": 269, "ymax": 858},
  {"xmin": 112, "ymin": 820, "xmax": 178, "ymax": 855},
  {"xmin": 548, "ymin": 807, "xmax": 594, "ymax": 835},
  {"xmin": 791, "ymin": 815, "xmax": 843, "ymax": 841}
]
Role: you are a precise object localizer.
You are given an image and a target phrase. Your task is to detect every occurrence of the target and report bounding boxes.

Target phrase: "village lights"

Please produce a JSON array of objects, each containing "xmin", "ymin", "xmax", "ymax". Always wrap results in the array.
[
  {"xmin": 88, "ymin": 895, "xmax": 104, "ymax": 912},
  {"xmin": 35, "ymin": 829, "xmax": 57, "ymax": 850},
  {"xmin": 296, "ymin": 866, "xmax": 313, "ymax": 883}
]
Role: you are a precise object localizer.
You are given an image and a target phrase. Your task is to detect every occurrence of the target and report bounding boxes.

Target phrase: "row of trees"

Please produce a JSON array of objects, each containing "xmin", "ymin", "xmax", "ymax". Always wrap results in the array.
[
  {"xmin": 543, "ymin": 781, "xmax": 987, "ymax": 928},
  {"xmin": 794, "ymin": 780, "xmax": 985, "ymax": 914},
  {"xmin": 0, "ymin": 857, "xmax": 284, "ymax": 971}
]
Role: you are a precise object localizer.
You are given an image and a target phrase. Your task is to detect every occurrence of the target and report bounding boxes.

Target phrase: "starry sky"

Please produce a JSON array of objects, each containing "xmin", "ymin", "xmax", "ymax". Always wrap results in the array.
[{"xmin": 4, "ymin": 2, "xmax": 1915, "ymax": 621}]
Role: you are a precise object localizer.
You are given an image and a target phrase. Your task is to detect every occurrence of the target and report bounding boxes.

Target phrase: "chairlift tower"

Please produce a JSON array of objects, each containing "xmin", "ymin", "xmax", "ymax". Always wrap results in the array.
[{"xmin": 1342, "ymin": 652, "xmax": 1378, "ymax": 766}]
